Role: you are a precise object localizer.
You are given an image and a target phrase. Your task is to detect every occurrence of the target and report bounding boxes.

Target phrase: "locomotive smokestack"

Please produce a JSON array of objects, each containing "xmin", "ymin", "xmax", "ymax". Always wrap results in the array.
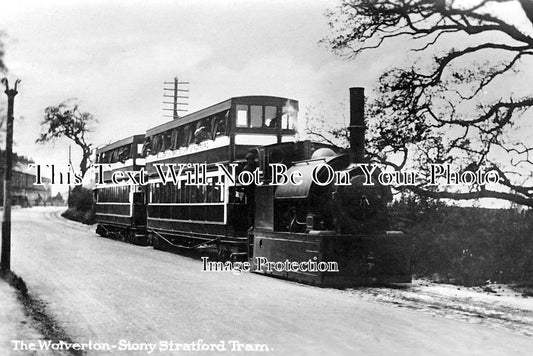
[{"xmin": 349, "ymin": 87, "xmax": 365, "ymax": 162}]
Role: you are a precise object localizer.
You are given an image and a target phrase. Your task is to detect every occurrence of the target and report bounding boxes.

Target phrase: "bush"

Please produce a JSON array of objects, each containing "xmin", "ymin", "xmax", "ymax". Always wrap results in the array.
[
  {"xmin": 62, "ymin": 186, "xmax": 95, "ymax": 225},
  {"xmin": 390, "ymin": 196, "xmax": 533, "ymax": 286}
]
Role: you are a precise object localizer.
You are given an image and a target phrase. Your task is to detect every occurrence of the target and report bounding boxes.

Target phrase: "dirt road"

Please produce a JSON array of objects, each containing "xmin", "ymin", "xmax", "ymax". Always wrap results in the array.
[{"xmin": 9, "ymin": 207, "xmax": 533, "ymax": 355}]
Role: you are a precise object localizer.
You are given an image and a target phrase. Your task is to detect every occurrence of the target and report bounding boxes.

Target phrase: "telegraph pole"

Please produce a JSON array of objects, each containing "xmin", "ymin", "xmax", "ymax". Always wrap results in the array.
[
  {"xmin": 1, "ymin": 78, "xmax": 20, "ymax": 272},
  {"xmin": 163, "ymin": 77, "xmax": 189, "ymax": 119}
]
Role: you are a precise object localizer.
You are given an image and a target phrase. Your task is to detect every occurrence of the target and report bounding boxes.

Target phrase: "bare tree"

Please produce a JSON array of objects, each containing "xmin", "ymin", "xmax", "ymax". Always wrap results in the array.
[
  {"xmin": 321, "ymin": 0, "xmax": 533, "ymax": 207},
  {"xmin": 0, "ymin": 31, "xmax": 6, "ymax": 73},
  {"xmin": 0, "ymin": 32, "xmax": 8, "ymax": 144},
  {"xmin": 37, "ymin": 101, "xmax": 95, "ymax": 176}
]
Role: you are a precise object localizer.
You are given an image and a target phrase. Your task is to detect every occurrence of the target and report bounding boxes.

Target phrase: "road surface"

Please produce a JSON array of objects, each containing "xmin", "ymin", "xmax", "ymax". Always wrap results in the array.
[{"xmin": 9, "ymin": 207, "xmax": 533, "ymax": 355}]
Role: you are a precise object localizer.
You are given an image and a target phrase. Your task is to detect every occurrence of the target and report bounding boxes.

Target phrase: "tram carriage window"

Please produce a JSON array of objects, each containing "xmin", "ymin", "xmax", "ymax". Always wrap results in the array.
[
  {"xmin": 281, "ymin": 104, "xmax": 298, "ymax": 130},
  {"xmin": 142, "ymin": 137, "xmax": 152, "ymax": 156},
  {"xmin": 161, "ymin": 132, "xmax": 170, "ymax": 151},
  {"xmin": 118, "ymin": 145, "xmax": 130, "ymax": 162},
  {"xmin": 200, "ymin": 185, "xmax": 207, "ymax": 203},
  {"xmin": 151, "ymin": 135, "xmax": 161, "ymax": 154},
  {"xmin": 206, "ymin": 180, "xmax": 213, "ymax": 203},
  {"xmin": 173, "ymin": 184, "xmax": 179, "ymax": 203},
  {"xmin": 161, "ymin": 133, "xmax": 166, "ymax": 150},
  {"xmin": 182, "ymin": 185, "xmax": 188, "ymax": 204},
  {"xmin": 264, "ymin": 106, "xmax": 277, "ymax": 127},
  {"xmin": 160, "ymin": 184, "xmax": 165, "ymax": 203},
  {"xmin": 160, "ymin": 184, "xmax": 164, "ymax": 203},
  {"xmin": 213, "ymin": 112, "xmax": 228, "ymax": 137},
  {"xmin": 190, "ymin": 185, "xmax": 198, "ymax": 203},
  {"xmin": 170, "ymin": 128, "xmax": 179, "ymax": 150},
  {"xmin": 157, "ymin": 134, "xmax": 164, "ymax": 152},
  {"xmin": 210, "ymin": 115, "xmax": 218, "ymax": 138},
  {"xmin": 281, "ymin": 114, "xmax": 289, "ymax": 130},
  {"xmin": 110, "ymin": 149, "xmax": 119, "ymax": 163},
  {"xmin": 213, "ymin": 184, "xmax": 222, "ymax": 203},
  {"xmin": 250, "ymin": 105, "xmax": 263, "ymax": 127},
  {"xmin": 181, "ymin": 184, "xmax": 187, "ymax": 203},
  {"xmin": 166, "ymin": 184, "xmax": 171, "ymax": 203},
  {"xmin": 193, "ymin": 119, "xmax": 210, "ymax": 144},
  {"xmin": 170, "ymin": 184, "xmax": 175, "ymax": 203},
  {"xmin": 188, "ymin": 185, "xmax": 194, "ymax": 203},
  {"xmin": 182, "ymin": 124, "xmax": 192, "ymax": 147},
  {"xmin": 176, "ymin": 184, "xmax": 181, "ymax": 203},
  {"xmin": 205, "ymin": 117, "xmax": 214, "ymax": 140},
  {"xmin": 159, "ymin": 134, "xmax": 165, "ymax": 152},
  {"xmin": 175, "ymin": 126, "xmax": 185, "ymax": 148},
  {"xmin": 164, "ymin": 131, "xmax": 172, "ymax": 151},
  {"xmin": 236, "ymin": 105, "xmax": 248, "ymax": 127},
  {"xmin": 154, "ymin": 135, "xmax": 161, "ymax": 153},
  {"xmin": 154, "ymin": 183, "xmax": 161, "ymax": 203}
]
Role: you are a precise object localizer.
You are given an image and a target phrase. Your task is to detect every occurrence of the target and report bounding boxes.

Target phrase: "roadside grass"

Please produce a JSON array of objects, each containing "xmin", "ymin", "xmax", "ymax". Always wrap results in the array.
[{"xmin": 0, "ymin": 270, "xmax": 83, "ymax": 356}]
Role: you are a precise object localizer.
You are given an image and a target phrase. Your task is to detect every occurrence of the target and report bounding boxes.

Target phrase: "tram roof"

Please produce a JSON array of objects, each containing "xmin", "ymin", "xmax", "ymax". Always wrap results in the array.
[
  {"xmin": 96, "ymin": 134, "xmax": 145, "ymax": 154},
  {"xmin": 146, "ymin": 95, "xmax": 298, "ymax": 137}
]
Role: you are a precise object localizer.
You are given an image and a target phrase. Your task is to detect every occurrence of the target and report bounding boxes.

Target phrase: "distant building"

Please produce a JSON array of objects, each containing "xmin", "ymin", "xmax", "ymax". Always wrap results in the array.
[{"xmin": 0, "ymin": 154, "xmax": 52, "ymax": 207}]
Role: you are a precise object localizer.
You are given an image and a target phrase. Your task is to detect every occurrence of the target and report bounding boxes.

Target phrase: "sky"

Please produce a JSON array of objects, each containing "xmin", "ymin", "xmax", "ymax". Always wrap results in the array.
[
  {"xmin": 0, "ymin": 0, "xmax": 402, "ymax": 170},
  {"xmin": 0, "ymin": 0, "xmax": 531, "ymax": 207}
]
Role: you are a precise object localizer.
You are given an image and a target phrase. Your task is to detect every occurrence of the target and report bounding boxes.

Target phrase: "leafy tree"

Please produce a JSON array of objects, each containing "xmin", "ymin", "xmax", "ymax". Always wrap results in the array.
[
  {"xmin": 321, "ymin": 0, "xmax": 533, "ymax": 207},
  {"xmin": 37, "ymin": 101, "xmax": 95, "ymax": 176}
]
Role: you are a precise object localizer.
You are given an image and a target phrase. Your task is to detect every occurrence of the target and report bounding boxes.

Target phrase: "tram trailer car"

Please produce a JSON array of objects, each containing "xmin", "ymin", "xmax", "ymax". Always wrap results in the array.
[
  {"xmin": 143, "ymin": 95, "xmax": 302, "ymax": 256},
  {"xmin": 94, "ymin": 134, "xmax": 148, "ymax": 244},
  {"xmin": 250, "ymin": 88, "xmax": 412, "ymax": 287}
]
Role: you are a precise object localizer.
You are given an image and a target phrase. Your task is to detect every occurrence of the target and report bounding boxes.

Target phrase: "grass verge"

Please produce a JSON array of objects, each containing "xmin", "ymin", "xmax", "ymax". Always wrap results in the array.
[{"xmin": 0, "ymin": 269, "xmax": 84, "ymax": 356}]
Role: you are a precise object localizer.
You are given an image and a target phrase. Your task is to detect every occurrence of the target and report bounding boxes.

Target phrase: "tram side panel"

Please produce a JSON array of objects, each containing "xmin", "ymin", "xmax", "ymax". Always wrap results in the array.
[
  {"xmin": 146, "ymin": 173, "xmax": 250, "ymax": 254},
  {"xmin": 95, "ymin": 185, "xmax": 148, "ymax": 244}
]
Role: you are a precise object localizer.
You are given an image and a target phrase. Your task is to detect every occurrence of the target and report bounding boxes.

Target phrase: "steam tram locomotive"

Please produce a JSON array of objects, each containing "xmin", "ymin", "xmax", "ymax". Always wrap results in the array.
[{"xmin": 93, "ymin": 89, "xmax": 412, "ymax": 287}]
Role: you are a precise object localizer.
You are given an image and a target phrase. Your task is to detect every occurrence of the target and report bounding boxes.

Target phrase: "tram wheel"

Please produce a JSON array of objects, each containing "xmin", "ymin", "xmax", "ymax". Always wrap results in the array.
[
  {"xmin": 96, "ymin": 225, "xmax": 107, "ymax": 237},
  {"xmin": 153, "ymin": 235, "xmax": 166, "ymax": 251},
  {"xmin": 127, "ymin": 230, "xmax": 138, "ymax": 245},
  {"xmin": 217, "ymin": 246, "xmax": 230, "ymax": 261}
]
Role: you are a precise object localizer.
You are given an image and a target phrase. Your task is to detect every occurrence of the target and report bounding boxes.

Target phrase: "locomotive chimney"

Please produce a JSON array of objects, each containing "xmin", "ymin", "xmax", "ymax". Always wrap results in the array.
[{"xmin": 349, "ymin": 87, "xmax": 365, "ymax": 162}]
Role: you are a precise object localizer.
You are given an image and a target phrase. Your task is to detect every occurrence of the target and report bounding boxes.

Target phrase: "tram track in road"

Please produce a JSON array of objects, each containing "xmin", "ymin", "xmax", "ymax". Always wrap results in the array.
[{"xmin": 41, "ymin": 207, "xmax": 95, "ymax": 235}]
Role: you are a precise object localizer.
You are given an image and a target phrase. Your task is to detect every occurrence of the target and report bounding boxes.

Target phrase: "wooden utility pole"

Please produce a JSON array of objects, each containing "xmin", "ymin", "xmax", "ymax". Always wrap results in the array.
[
  {"xmin": 163, "ymin": 77, "xmax": 189, "ymax": 119},
  {"xmin": 1, "ymin": 78, "xmax": 20, "ymax": 272}
]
